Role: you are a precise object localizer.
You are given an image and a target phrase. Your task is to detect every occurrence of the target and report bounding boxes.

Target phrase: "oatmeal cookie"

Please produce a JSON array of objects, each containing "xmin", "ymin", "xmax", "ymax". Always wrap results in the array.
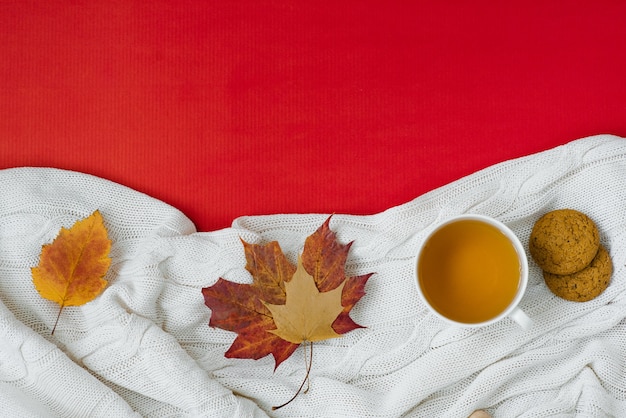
[
  {"xmin": 529, "ymin": 209, "xmax": 599, "ymax": 275},
  {"xmin": 543, "ymin": 245, "xmax": 612, "ymax": 302}
]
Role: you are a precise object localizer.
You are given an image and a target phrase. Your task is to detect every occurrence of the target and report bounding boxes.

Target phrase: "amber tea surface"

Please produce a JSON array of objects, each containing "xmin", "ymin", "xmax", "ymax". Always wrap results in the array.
[{"xmin": 418, "ymin": 219, "xmax": 521, "ymax": 323}]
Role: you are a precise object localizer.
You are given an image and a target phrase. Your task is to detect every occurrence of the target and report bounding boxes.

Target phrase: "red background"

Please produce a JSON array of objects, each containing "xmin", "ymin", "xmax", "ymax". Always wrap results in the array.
[{"xmin": 2, "ymin": 1, "xmax": 625, "ymax": 232}]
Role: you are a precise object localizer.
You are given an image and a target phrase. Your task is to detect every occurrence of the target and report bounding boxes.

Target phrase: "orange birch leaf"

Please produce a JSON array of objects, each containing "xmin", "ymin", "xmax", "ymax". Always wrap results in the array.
[{"xmin": 31, "ymin": 210, "xmax": 111, "ymax": 334}]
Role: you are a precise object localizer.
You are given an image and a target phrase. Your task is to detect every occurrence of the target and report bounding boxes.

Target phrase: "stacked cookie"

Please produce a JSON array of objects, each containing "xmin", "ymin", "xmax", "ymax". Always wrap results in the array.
[{"xmin": 529, "ymin": 209, "xmax": 612, "ymax": 302}]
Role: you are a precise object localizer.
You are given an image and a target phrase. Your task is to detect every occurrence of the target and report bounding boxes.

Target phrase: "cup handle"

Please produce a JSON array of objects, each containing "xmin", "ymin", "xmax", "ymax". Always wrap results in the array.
[{"xmin": 509, "ymin": 307, "xmax": 532, "ymax": 330}]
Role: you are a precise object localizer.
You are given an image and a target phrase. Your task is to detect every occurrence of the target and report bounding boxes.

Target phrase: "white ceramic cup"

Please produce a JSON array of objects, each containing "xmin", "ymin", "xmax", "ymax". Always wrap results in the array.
[{"xmin": 415, "ymin": 214, "xmax": 532, "ymax": 329}]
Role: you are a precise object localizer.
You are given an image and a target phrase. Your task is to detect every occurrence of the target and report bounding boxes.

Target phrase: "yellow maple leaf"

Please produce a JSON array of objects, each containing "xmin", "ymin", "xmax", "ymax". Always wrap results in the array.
[
  {"xmin": 31, "ymin": 210, "xmax": 111, "ymax": 334},
  {"xmin": 264, "ymin": 256, "xmax": 345, "ymax": 344}
]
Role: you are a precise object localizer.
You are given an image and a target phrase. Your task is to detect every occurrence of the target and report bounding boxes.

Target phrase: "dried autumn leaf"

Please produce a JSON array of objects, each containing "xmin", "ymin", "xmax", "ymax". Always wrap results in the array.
[
  {"xmin": 31, "ymin": 210, "xmax": 111, "ymax": 334},
  {"xmin": 202, "ymin": 216, "xmax": 373, "ymax": 408},
  {"xmin": 202, "ymin": 215, "xmax": 373, "ymax": 363}
]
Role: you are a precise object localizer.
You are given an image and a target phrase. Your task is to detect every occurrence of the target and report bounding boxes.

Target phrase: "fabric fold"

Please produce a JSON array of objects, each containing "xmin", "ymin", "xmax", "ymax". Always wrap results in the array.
[{"xmin": 1, "ymin": 134, "xmax": 625, "ymax": 417}]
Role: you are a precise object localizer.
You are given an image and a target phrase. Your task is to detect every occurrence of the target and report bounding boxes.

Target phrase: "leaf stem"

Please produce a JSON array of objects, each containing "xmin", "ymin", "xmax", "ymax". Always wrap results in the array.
[
  {"xmin": 272, "ymin": 341, "xmax": 313, "ymax": 411},
  {"xmin": 304, "ymin": 340, "xmax": 311, "ymax": 394},
  {"xmin": 51, "ymin": 305, "xmax": 64, "ymax": 335}
]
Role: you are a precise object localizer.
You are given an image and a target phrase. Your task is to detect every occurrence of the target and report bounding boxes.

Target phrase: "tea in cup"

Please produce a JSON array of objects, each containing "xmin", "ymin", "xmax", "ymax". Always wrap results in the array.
[{"xmin": 415, "ymin": 214, "xmax": 531, "ymax": 328}]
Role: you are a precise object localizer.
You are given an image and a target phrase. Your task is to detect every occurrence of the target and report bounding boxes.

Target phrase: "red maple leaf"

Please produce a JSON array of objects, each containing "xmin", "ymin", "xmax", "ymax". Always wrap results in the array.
[{"xmin": 201, "ymin": 216, "xmax": 372, "ymax": 369}]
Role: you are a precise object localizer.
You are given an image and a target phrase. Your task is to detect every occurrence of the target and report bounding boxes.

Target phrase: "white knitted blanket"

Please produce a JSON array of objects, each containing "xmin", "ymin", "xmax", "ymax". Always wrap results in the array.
[{"xmin": 1, "ymin": 134, "xmax": 625, "ymax": 418}]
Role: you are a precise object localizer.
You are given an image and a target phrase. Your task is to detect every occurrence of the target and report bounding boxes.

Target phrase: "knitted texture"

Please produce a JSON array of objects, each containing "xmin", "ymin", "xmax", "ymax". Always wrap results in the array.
[{"xmin": 1, "ymin": 134, "xmax": 625, "ymax": 417}]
